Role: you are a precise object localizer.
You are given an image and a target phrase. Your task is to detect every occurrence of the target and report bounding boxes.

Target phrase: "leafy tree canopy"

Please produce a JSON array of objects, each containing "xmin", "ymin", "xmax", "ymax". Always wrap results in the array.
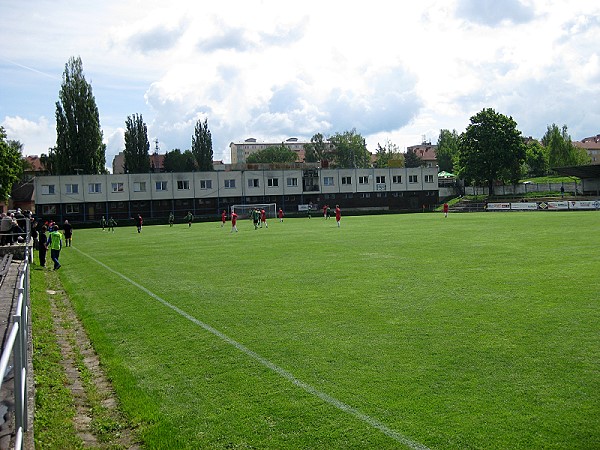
[
  {"xmin": 123, "ymin": 113, "xmax": 150, "ymax": 173},
  {"xmin": 246, "ymin": 145, "xmax": 297, "ymax": 164},
  {"xmin": 0, "ymin": 127, "xmax": 24, "ymax": 202},
  {"xmin": 523, "ymin": 139, "xmax": 549, "ymax": 178},
  {"xmin": 404, "ymin": 149, "xmax": 424, "ymax": 168},
  {"xmin": 304, "ymin": 133, "xmax": 331, "ymax": 163},
  {"xmin": 374, "ymin": 140, "xmax": 404, "ymax": 168},
  {"xmin": 542, "ymin": 124, "xmax": 590, "ymax": 169},
  {"xmin": 55, "ymin": 56, "xmax": 106, "ymax": 174},
  {"xmin": 163, "ymin": 149, "xmax": 197, "ymax": 172},
  {"xmin": 328, "ymin": 129, "xmax": 371, "ymax": 168},
  {"xmin": 436, "ymin": 129, "xmax": 460, "ymax": 173},
  {"xmin": 456, "ymin": 108, "xmax": 525, "ymax": 195}
]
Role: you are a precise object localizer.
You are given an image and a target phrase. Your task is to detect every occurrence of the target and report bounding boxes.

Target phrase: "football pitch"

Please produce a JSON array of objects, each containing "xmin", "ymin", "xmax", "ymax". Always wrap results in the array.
[{"xmin": 44, "ymin": 211, "xmax": 599, "ymax": 449}]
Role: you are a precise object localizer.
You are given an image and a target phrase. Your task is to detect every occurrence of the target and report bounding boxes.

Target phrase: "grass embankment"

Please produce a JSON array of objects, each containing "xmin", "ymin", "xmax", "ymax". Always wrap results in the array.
[{"xmin": 31, "ymin": 267, "xmax": 137, "ymax": 448}]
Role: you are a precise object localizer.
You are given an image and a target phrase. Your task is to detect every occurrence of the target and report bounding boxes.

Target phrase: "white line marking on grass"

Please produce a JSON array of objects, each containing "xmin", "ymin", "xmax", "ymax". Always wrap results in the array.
[{"xmin": 74, "ymin": 247, "xmax": 429, "ymax": 450}]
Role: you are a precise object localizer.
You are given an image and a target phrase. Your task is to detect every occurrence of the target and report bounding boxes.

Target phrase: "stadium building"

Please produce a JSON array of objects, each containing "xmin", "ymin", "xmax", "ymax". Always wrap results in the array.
[{"xmin": 33, "ymin": 166, "xmax": 439, "ymax": 223}]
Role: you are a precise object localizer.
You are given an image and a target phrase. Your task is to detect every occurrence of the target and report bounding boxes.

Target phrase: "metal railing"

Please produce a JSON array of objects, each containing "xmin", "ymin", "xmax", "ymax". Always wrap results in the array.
[{"xmin": 0, "ymin": 262, "xmax": 30, "ymax": 449}]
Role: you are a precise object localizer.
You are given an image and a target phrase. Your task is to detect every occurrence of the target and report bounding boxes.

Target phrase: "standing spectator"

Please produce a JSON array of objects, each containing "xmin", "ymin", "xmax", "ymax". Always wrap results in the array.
[
  {"xmin": 185, "ymin": 211, "xmax": 193, "ymax": 227},
  {"xmin": 47, "ymin": 225, "xmax": 63, "ymax": 270},
  {"xmin": 136, "ymin": 214, "xmax": 143, "ymax": 233},
  {"xmin": 0, "ymin": 213, "xmax": 11, "ymax": 245},
  {"xmin": 38, "ymin": 225, "xmax": 48, "ymax": 268},
  {"xmin": 63, "ymin": 219, "xmax": 73, "ymax": 246},
  {"xmin": 169, "ymin": 212, "xmax": 175, "ymax": 227},
  {"xmin": 231, "ymin": 211, "xmax": 238, "ymax": 233},
  {"xmin": 335, "ymin": 205, "xmax": 341, "ymax": 227},
  {"xmin": 443, "ymin": 202, "xmax": 449, "ymax": 218},
  {"xmin": 101, "ymin": 216, "xmax": 107, "ymax": 231},
  {"xmin": 278, "ymin": 208, "xmax": 284, "ymax": 223},
  {"xmin": 31, "ymin": 220, "xmax": 39, "ymax": 252},
  {"xmin": 260, "ymin": 209, "xmax": 268, "ymax": 228},
  {"xmin": 15, "ymin": 209, "xmax": 26, "ymax": 242},
  {"xmin": 221, "ymin": 210, "xmax": 227, "ymax": 227}
]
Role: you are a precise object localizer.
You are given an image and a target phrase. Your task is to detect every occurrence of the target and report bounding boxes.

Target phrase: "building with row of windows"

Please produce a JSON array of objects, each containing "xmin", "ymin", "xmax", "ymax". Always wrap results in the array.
[
  {"xmin": 33, "ymin": 166, "xmax": 439, "ymax": 223},
  {"xmin": 229, "ymin": 137, "xmax": 335, "ymax": 164}
]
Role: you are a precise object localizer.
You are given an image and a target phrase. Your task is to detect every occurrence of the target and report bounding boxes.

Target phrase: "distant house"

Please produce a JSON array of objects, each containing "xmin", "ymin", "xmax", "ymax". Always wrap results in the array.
[
  {"xmin": 25, "ymin": 155, "xmax": 50, "ymax": 177},
  {"xmin": 574, "ymin": 135, "xmax": 600, "ymax": 164},
  {"xmin": 112, "ymin": 152, "xmax": 166, "ymax": 174},
  {"xmin": 229, "ymin": 137, "xmax": 335, "ymax": 164},
  {"xmin": 406, "ymin": 142, "xmax": 438, "ymax": 168}
]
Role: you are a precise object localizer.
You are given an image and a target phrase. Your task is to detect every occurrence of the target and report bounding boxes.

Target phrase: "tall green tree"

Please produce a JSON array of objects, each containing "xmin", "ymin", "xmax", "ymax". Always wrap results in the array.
[
  {"xmin": 192, "ymin": 118, "xmax": 213, "ymax": 171},
  {"xmin": 542, "ymin": 124, "xmax": 590, "ymax": 168},
  {"xmin": 374, "ymin": 140, "xmax": 404, "ymax": 168},
  {"xmin": 246, "ymin": 145, "xmax": 297, "ymax": 164},
  {"xmin": 163, "ymin": 149, "xmax": 197, "ymax": 172},
  {"xmin": 457, "ymin": 108, "xmax": 525, "ymax": 195},
  {"xmin": 436, "ymin": 129, "xmax": 459, "ymax": 172},
  {"xmin": 123, "ymin": 113, "xmax": 150, "ymax": 173},
  {"xmin": 524, "ymin": 140, "xmax": 549, "ymax": 177},
  {"xmin": 329, "ymin": 129, "xmax": 371, "ymax": 168},
  {"xmin": 0, "ymin": 127, "xmax": 24, "ymax": 202},
  {"xmin": 55, "ymin": 56, "xmax": 106, "ymax": 174},
  {"xmin": 404, "ymin": 149, "xmax": 424, "ymax": 168},
  {"xmin": 304, "ymin": 133, "xmax": 330, "ymax": 163}
]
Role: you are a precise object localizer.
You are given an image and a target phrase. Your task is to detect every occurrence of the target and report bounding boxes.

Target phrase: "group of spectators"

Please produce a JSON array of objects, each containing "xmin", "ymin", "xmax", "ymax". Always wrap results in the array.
[{"xmin": 0, "ymin": 208, "xmax": 31, "ymax": 246}]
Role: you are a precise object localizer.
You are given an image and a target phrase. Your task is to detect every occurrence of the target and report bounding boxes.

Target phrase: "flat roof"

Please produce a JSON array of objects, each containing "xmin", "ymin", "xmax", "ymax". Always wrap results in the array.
[{"xmin": 554, "ymin": 164, "xmax": 600, "ymax": 179}]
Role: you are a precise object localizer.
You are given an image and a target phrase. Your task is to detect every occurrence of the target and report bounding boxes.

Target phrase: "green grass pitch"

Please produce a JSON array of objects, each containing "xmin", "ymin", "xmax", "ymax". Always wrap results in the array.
[{"xmin": 41, "ymin": 212, "xmax": 600, "ymax": 449}]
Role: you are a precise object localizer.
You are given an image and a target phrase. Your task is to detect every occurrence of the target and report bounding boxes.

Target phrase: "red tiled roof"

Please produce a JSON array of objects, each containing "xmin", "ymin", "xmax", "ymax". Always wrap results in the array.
[
  {"xmin": 25, "ymin": 155, "xmax": 46, "ymax": 172},
  {"xmin": 407, "ymin": 144, "xmax": 437, "ymax": 161}
]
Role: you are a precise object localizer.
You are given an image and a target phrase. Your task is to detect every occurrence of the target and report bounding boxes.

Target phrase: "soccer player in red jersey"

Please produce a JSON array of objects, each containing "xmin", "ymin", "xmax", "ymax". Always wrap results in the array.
[{"xmin": 231, "ymin": 212, "xmax": 238, "ymax": 233}]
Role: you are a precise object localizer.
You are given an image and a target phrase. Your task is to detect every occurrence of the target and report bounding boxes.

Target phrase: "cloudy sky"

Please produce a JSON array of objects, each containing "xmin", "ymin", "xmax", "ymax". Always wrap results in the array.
[{"xmin": 1, "ymin": 0, "xmax": 599, "ymax": 171}]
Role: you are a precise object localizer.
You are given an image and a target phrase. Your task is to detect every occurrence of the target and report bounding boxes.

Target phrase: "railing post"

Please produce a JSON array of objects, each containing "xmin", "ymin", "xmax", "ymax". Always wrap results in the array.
[{"xmin": 13, "ymin": 309, "xmax": 24, "ymax": 434}]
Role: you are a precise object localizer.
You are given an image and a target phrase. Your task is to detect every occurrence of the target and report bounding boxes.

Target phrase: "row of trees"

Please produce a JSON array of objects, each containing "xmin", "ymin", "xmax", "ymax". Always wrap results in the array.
[
  {"xmin": 123, "ymin": 114, "xmax": 213, "ymax": 173},
  {"xmin": 436, "ymin": 110, "xmax": 591, "ymax": 193},
  {"xmin": 39, "ymin": 56, "xmax": 214, "ymax": 176}
]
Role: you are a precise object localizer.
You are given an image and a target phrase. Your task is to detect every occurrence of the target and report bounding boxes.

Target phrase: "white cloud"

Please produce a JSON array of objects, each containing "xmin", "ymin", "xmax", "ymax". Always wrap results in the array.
[
  {"xmin": 1, "ymin": 116, "xmax": 54, "ymax": 154},
  {"xmin": 2, "ymin": 0, "xmax": 600, "ymax": 170}
]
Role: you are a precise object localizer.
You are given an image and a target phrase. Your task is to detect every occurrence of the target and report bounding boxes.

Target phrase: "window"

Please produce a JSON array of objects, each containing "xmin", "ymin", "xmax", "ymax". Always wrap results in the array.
[
  {"xmin": 424, "ymin": 175, "xmax": 434, "ymax": 183},
  {"xmin": 200, "ymin": 180, "xmax": 212, "ymax": 189},
  {"xmin": 341, "ymin": 176, "xmax": 352, "ymax": 185},
  {"xmin": 361, "ymin": 193, "xmax": 371, "ymax": 198},
  {"xmin": 42, "ymin": 205, "xmax": 56, "ymax": 215},
  {"xmin": 133, "ymin": 182, "xmax": 146, "ymax": 192},
  {"xmin": 409, "ymin": 175, "xmax": 418, "ymax": 183},
  {"xmin": 66, "ymin": 204, "xmax": 80, "ymax": 214},
  {"xmin": 88, "ymin": 183, "xmax": 101, "ymax": 193},
  {"xmin": 286, "ymin": 177, "xmax": 298, "ymax": 187},
  {"xmin": 65, "ymin": 183, "xmax": 78, "ymax": 194},
  {"xmin": 323, "ymin": 176, "xmax": 334, "ymax": 186},
  {"xmin": 112, "ymin": 182, "xmax": 124, "ymax": 192},
  {"xmin": 224, "ymin": 179, "xmax": 236, "ymax": 189},
  {"xmin": 155, "ymin": 181, "xmax": 168, "ymax": 191},
  {"xmin": 248, "ymin": 178, "xmax": 259, "ymax": 188},
  {"xmin": 359, "ymin": 176, "xmax": 369, "ymax": 184},
  {"xmin": 41, "ymin": 184, "xmax": 55, "ymax": 195},
  {"xmin": 267, "ymin": 178, "xmax": 279, "ymax": 187},
  {"xmin": 376, "ymin": 176, "xmax": 386, "ymax": 184},
  {"xmin": 177, "ymin": 180, "xmax": 190, "ymax": 190},
  {"xmin": 393, "ymin": 175, "xmax": 402, "ymax": 184}
]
